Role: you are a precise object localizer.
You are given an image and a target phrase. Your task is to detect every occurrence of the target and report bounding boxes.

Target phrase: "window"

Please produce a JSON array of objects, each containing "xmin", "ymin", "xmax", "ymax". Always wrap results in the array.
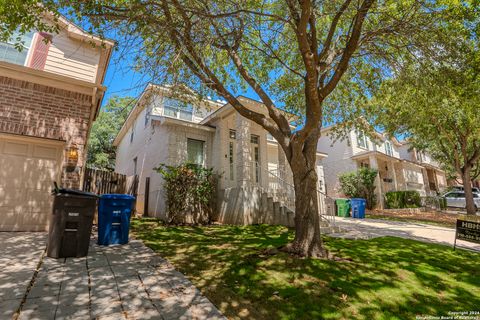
[
  {"xmin": 360, "ymin": 161, "xmax": 370, "ymax": 168},
  {"xmin": 229, "ymin": 130, "xmax": 235, "ymax": 180},
  {"xmin": 385, "ymin": 141, "xmax": 393, "ymax": 156},
  {"xmin": 229, "ymin": 141, "xmax": 234, "ymax": 180},
  {"xmin": 0, "ymin": 31, "xmax": 34, "ymax": 65},
  {"xmin": 416, "ymin": 150, "xmax": 424, "ymax": 162},
  {"xmin": 187, "ymin": 139, "xmax": 205, "ymax": 166},
  {"xmin": 251, "ymin": 135, "xmax": 260, "ymax": 183},
  {"xmin": 133, "ymin": 157, "xmax": 138, "ymax": 175},
  {"xmin": 253, "ymin": 145, "xmax": 260, "ymax": 183},
  {"xmin": 162, "ymin": 98, "xmax": 193, "ymax": 121},
  {"xmin": 130, "ymin": 127, "xmax": 135, "ymax": 143},
  {"xmin": 356, "ymin": 130, "xmax": 369, "ymax": 149},
  {"xmin": 144, "ymin": 109, "xmax": 150, "ymax": 127}
]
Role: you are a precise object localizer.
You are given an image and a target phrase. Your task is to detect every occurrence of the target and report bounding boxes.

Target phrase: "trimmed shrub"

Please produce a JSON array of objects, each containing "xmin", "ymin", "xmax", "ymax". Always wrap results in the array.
[
  {"xmin": 385, "ymin": 191, "xmax": 421, "ymax": 209},
  {"xmin": 339, "ymin": 167, "xmax": 378, "ymax": 209},
  {"xmin": 155, "ymin": 163, "xmax": 216, "ymax": 225}
]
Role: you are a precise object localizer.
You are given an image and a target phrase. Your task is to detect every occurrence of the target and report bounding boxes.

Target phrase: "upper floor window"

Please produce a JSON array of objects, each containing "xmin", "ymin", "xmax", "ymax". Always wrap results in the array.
[
  {"xmin": 356, "ymin": 130, "xmax": 369, "ymax": 149},
  {"xmin": 0, "ymin": 31, "xmax": 35, "ymax": 65},
  {"xmin": 162, "ymin": 97, "xmax": 194, "ymax": 121},
  {"xmin": 187, "ymin": 138, "xmax": 205, "ymax": 166},
  {"xmin": 385, "ymin": 141, "xmax": 393, "ymax": 156},
  {"xmin": 229, "ymin": 129, "xmax": 236, "ymax": 140},
  {"xmin": 416, "ymin": 150, "xmax": 424, "ymax": 162},
  {"xmin": 251, "ymin": 134, "xmax": 259, "ymax": 144}
]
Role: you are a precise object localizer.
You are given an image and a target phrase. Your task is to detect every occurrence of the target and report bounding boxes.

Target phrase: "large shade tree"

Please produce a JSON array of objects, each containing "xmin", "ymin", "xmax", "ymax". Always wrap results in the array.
[
  {"xmin": 2, "ymin": 0, "xmax": 445, "ymax": 257},
  {"xmin": 370, "ymin": 3, "xmax": 480, "ymax": 214}
]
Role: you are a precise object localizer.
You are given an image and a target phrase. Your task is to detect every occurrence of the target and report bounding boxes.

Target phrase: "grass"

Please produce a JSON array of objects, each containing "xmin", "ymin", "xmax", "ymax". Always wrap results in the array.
[{"xmin": 131, "ymin": 219, "xmax": 480, "ymax": 320}]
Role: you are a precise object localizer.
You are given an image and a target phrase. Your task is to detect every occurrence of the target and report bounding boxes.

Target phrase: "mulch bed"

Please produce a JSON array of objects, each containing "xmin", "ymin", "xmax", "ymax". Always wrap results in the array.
[{"xmin": 366, "ymin": 209, "xmax": 460, "ymax": 227}]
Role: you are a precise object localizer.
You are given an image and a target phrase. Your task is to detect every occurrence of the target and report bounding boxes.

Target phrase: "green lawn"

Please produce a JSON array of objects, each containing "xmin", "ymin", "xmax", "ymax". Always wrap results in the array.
[{"xmin": 131, "ymin": 219, "xmax": 480, "ymax": 320}]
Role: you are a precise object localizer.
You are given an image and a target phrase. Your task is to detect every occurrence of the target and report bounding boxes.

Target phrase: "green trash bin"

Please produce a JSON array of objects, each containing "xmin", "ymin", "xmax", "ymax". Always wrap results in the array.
[{"xmin": 335, "ymin": 199, "xmax": 351, "ymax": 217}]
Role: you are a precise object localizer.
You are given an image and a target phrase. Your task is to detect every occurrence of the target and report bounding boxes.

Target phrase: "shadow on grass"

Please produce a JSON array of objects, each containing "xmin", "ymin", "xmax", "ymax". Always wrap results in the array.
[{"xmin": 131, "ymin": 219, "xmax": 480, "ymax": 320}]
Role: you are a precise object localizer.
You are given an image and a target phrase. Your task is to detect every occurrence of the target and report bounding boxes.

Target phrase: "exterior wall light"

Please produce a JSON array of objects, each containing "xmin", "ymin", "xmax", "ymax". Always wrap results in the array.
[{"xmin": 67, "ymin": 145, "xmax": 79, "ymax": 163}]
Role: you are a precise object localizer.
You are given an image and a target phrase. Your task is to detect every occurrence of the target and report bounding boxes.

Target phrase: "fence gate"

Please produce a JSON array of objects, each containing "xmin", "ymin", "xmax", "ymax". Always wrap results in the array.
[{"xmin": 83, "ymin": 167, "xmax": 137, "ymax": 195}]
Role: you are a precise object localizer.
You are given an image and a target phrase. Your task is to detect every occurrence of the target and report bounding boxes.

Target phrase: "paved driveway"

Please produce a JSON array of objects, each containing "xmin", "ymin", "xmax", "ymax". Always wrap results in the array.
[
  {"xmin": 0, "ymin": 233, "xmax": 224, "ymax": 320},
  {"xmin": 332, "ymin": 217, "xmax": 480, "ymax": 251}
]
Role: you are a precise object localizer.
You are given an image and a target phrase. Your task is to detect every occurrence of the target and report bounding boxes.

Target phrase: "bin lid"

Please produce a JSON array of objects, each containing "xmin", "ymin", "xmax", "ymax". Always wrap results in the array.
[
  {"xmin": 54, "ymin": 188, "xmax": 98, "ymax": 197},
  {"xmin": 335, "ymin": 198, "xmax": 350, "ymax": 203},
  {"xmin": 100, "ymin": 194, "xmax": 136, "ymax": 200},
  {"xmin": 350, "ymin": 198, "xmax": 366, "ymax": 202}
]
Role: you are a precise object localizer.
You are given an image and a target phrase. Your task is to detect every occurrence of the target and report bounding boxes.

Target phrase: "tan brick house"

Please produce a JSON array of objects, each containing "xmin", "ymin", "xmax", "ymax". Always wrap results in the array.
[{"xmin": 0, "ymin": 15, "xmax": 114, "ymax": 231}]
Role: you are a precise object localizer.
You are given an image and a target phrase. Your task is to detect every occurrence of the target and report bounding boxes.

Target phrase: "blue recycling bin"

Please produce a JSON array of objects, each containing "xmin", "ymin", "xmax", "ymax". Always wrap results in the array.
[
  {"xmin": 350, "ymin": 198, "xmax": 366, "ymax": 218},
  {"xmin": 98, "ymin": 194, "xmax": 135, "ymax": 245}
]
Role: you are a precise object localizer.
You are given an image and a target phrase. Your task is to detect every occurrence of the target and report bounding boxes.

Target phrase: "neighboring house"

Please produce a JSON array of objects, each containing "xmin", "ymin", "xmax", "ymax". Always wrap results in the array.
[
  {"xmin": 318, "ymin": 126, "xmax": 446, "ymax": 208},
  {"xmin": 0, "ymin": 15, "xmax": 114, "ymax": 231},
  {"xmin": 114, "ymin": 84, "xmax": 328, "ymax": 225},
  {"xmin": 398, "ymin": 142, "xmax": 447, "ymax": 194}
]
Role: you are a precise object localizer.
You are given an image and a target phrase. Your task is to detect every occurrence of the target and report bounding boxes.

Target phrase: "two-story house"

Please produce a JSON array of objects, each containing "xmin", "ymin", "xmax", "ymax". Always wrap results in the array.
[
  {"xmin": 114, "ymin": 84, "xmax": 328, "ymax": 226},
  {"xmin": 398, "ymin": 142, "xmax": 447, "ymax": 194},
  {"xmin": 317, "ymin": 126, "xmax": 445, "ymax": 208},
  {"xmin": 0, "ymin": 14, "xmax": 114, "ymax": 231}
]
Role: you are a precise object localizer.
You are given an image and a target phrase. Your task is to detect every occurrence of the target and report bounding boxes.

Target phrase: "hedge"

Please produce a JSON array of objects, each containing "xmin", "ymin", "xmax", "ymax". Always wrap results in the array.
[{"xmin": 385, "ymin": 191, "xmax": 421, "ymax": 209}]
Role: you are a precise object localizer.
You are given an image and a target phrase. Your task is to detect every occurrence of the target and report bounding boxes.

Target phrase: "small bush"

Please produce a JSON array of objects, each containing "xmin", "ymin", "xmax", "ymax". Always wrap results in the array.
[
  {"xmin": 339, "ymin": 167, "xmax": 378, "ymax": 209},
  {"xmin": 385, "ymin": 191, "xmax": 421, "ymax": 209},
  {"xmin": 156, "ymin": 163, "xmax": 216, "ymax": 225}
]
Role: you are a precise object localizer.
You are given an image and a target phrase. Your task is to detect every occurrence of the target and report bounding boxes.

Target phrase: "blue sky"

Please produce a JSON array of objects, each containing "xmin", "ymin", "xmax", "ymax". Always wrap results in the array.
[
  {"xmin": 101, "ymin": 52, "xmax": 147, "ymax": 105},
  {"xmin": 101, "ymin": 45, "xmax": 259, "ymax": 108}
]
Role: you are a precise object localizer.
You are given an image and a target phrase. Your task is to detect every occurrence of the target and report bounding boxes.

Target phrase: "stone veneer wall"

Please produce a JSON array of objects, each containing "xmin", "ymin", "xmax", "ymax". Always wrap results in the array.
[{"xmin": 0, "ymin": 76, "xmax": 93, "ymax": 189}]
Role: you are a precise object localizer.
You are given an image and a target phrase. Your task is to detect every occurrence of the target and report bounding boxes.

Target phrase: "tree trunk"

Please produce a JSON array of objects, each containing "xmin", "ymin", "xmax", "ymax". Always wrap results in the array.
[
  {"xmin": 462, "ymin": 166, "xmax": 477, "ymax": 214},
  {"xmin": 282, "ymin": 135, "xmax": 327, "ymax": 258}
]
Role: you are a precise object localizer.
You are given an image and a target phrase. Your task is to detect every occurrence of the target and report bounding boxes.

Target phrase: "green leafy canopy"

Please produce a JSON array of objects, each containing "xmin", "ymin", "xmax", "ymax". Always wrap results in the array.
[{"xmin": 87, "ymin": 96, "xmax": 134, "ymax": 170}]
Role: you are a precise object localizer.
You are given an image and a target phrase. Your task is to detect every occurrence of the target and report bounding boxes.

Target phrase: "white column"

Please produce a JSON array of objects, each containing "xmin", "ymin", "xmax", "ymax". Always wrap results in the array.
[
  {"xmin": 369, "ymin": 155, "xmax": 384, "ymax": 209},
  {"xmin": 421, "ymin": 167, "xmax": 429, "ymax": 196},
  {"xmin": 212, "ymin": 121, "xmax": 226, "ymax": 190},
  {"xmin": 236, "ymin": 114, "xmax": 251, "ymax": 186},
  {"xmin": 390, "ymin": 161, "xmax": 398, "ymax": 190}
]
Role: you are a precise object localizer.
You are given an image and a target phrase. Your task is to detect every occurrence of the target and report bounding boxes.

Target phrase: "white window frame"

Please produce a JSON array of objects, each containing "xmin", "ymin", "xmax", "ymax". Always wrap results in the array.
[
  {"xmin": 162, "ymin": 98, "xmax": 194, "ymax": 122},
  {"xmin": 356, "ymin": 130, "xmax": 369, "ymax": 149},
  {"xmin": 0, "ymin": 30, "xmax": 35, "ymax": 66},
  {"xmin": 385, "ymin": 140, "xmax": 393, "ymax": 156},
  {"xmin": 187, "ymin": 138, "xmax": 205, "ymax": 167}
]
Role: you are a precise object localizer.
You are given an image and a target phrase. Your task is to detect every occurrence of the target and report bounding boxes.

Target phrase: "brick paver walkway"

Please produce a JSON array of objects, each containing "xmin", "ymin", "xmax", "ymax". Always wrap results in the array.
[{"xmin": 0, "ymin": 233, "xmax": 224, "ymax": 320}]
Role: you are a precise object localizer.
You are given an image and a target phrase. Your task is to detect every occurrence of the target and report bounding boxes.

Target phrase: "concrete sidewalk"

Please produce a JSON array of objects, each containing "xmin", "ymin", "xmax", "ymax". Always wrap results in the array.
[
  {"xmin": 0, "ymin": 233, "xmax": 224, "ymax": 320},
  {"xmin": 332, "ymin": 217, "xmax": 480, "ymax": 251}
]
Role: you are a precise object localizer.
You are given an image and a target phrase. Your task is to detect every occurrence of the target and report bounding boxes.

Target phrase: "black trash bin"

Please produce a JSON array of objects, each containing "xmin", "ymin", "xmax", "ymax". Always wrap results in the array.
[{"xmin": 47, "ymin": 188, "xmax": 98, "ymax": 258}]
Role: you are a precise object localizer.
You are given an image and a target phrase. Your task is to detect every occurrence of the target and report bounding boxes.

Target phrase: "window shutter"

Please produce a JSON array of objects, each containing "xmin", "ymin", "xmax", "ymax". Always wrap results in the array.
[{"xmin": 27, "ymin": 32, "xmax": 52, "ymax": 70}]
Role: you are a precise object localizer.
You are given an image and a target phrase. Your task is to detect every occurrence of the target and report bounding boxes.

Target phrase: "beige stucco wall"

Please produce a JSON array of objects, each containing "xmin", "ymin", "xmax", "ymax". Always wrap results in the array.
[{"xmin": 317, "ymin": 132, "xmax": 357, "ymax": 197}]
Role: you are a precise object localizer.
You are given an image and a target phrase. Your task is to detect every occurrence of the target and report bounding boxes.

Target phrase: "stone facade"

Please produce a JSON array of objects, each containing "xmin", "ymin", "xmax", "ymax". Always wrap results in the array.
[{"xmin": 0, "ymin": 76, "xmax": 93, "ymax": 188}]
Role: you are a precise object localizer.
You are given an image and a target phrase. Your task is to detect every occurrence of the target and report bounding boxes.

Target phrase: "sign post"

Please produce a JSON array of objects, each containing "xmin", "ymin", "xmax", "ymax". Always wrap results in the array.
[{"xmin": 454, "ymin": 219, "xmax": 480, "ymax": 251}]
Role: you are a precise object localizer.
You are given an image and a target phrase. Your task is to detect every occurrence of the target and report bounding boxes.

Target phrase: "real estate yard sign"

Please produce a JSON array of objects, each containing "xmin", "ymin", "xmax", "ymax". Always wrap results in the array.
[{"xmin": 454, "ymin": 220, "xmax": 480, "ymax": 250}]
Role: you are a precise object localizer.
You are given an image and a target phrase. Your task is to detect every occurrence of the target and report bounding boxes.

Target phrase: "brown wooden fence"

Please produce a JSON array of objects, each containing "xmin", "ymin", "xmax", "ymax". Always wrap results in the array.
[{"xmin": 83, "ymin": 167, "xmax": 138, "ymax": 196}]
